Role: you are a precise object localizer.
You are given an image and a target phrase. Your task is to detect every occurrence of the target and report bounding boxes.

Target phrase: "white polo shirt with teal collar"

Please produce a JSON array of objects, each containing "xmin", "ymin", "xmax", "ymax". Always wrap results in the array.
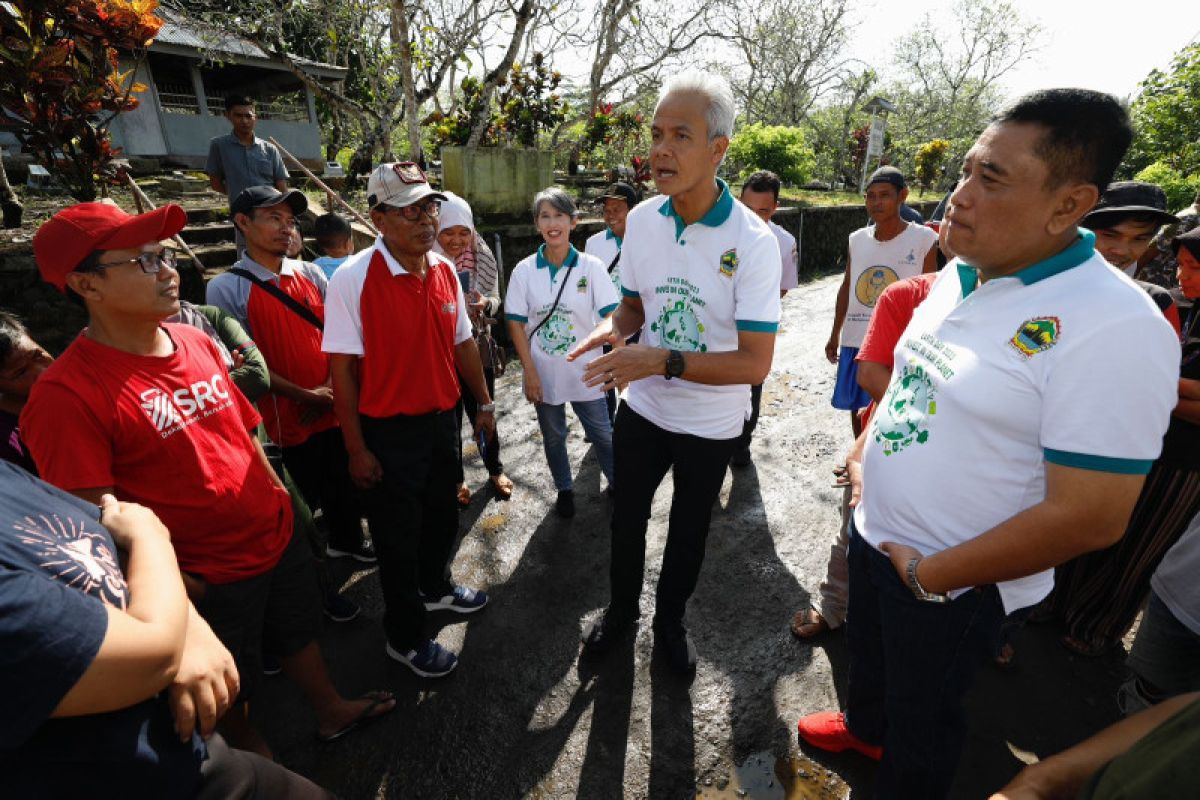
[
  {"xmin": 505, "ymin": 244, "xmax": 619, "ymax": 405},
  {"xmin": 854, "ymin": 229, "xmax": 1180, "ymax": 613},
  {"xmin": 620, "ymin": 179, "xmax": 782, "ymax": 440},
  {"xmin": 584, "ymin": 227, "xmax": 623, "ymax": 294}
]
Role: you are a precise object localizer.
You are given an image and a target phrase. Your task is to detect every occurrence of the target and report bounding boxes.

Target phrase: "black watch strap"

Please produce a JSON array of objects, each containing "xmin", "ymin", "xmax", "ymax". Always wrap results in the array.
[{"xmin": 664, "ymin": 349, "xmax": 685, "ymax": 380}]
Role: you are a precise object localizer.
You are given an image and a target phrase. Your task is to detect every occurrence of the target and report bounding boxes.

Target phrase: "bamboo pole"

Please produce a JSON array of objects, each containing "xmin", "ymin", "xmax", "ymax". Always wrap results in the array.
[
  {"xmin": 123, "ymin": 173, "xmax": 206, "ymax": 274},
  {"xmin": 267, "ymin": 136, "xmax": 377, "ymax": 235}
]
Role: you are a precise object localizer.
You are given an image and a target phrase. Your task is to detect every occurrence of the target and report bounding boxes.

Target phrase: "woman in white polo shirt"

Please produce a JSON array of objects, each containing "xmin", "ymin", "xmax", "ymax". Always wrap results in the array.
[{"xmin": 506, "ymin": 189, "xmax": 620, "ymax": 518}]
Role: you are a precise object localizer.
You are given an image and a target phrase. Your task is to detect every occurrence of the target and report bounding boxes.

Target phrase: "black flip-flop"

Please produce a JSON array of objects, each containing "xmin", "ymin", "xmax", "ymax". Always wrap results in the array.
[{"xmin": 316, "ymin": 691, "xmax": 396, "ymax": 743}]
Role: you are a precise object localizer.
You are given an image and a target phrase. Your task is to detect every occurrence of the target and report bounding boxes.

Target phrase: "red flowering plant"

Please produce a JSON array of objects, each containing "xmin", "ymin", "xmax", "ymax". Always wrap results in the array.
[{"xmin": 0, "ymin": 0, "xmax": 163, "ymax": 200}]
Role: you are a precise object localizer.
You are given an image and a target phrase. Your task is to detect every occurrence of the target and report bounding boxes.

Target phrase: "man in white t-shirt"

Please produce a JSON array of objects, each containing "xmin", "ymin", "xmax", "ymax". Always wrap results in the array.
[
  {"xmin": 585, "ymin": 181, "xmax": 642, "ymax": 421},
  {"xmin": 733, "ymin": 169, "xmax": 799, "ymax": 466},
  {"xmin": 568, "ymin": 73, "xmax": 781, "ymax": 673},
  {"xmin": 825, "ymin": 166, "xmax": 937, "ymax": 436},
  {"xmin": 798, "ymin": 89, "xmax": 1180, "ymax": 799}
]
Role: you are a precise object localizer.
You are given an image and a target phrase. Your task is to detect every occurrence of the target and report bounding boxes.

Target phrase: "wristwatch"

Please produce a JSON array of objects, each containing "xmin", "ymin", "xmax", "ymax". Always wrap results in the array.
[
  {"xmin": 478, "ymin": 403, "xmax": 496, "ymax": 413},
  {"xmin": 664, "ymin": 349, "xmax": 685, "ymax": 380},
  {"xmin": 905, "ymin": 558, "xmax": 949, "ymax": 603}
]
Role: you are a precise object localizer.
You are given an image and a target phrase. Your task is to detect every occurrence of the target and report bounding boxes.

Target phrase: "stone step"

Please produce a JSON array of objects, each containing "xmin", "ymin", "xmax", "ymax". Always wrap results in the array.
[
  {"xmin": 179, "ymin": 242, "xmax": 238, "ymax": 276},
  {"xmin": 179, "ymin": 223, "xmax": 235, "ymax": 246},
  {"xmin": 184, "ymin": 206, "xmax": 230, "ymax": 226}
]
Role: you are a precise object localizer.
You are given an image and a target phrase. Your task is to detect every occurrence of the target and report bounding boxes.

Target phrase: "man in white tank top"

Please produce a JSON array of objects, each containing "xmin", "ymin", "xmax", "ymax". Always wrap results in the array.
[{"xmin": 824, "ymin": 166, "xmax": 938, "ymax": 436}]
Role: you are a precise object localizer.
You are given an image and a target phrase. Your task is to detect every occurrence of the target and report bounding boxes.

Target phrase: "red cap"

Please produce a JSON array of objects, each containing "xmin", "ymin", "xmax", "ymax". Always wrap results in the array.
[{"xmin": 33, "ymin": 202, "xmax": 188, "ymax": 292}]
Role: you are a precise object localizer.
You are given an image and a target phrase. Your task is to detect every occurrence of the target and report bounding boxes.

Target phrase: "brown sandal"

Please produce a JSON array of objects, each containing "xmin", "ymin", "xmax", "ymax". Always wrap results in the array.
[
  {"xmin": 456, "ymin": 483, "xmax": 471, "ymax": 508},
  {"xmin": 490, "ymin": 474, "xmax": 514, "ymax": 500},
  {"xmin": 790, "ymin": 607, "xmax": 830, "ymax": 639}
]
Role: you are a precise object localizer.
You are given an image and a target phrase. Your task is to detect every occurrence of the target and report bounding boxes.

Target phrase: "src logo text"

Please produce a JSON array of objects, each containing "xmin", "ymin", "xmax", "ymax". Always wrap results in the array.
[{"xmin": 140, "ymin": 374, "xmax": 232, "ymax": 437}]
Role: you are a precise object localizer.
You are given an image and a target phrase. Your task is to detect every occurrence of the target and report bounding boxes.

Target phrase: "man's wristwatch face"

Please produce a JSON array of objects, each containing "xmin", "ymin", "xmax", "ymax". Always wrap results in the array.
[{"xmin": 665, "ymin": 349, "xmax": 685, "ymax": 379}]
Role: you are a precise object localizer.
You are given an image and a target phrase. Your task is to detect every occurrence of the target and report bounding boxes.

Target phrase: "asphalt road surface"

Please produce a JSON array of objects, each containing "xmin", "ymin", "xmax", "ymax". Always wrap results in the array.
[{"xmin": 256, "ymin": 274, "xmax": 1133, "ymax": 799}]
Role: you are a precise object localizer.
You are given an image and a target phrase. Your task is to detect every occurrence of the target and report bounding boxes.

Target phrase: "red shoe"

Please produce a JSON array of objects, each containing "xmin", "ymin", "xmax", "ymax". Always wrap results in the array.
[{"xmin": 797, "ymin": 711, "xmax": 883, "ymax": 761}]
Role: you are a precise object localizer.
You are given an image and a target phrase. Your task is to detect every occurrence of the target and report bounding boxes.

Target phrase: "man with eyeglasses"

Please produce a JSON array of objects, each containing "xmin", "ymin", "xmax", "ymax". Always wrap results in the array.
[
  {"xmin": 208, "ymin": 186, "xmax": 376, "ymax": 567},
  {"xmin": 323, "ymin": 162, "xmax": 495, "ymax": 677},
  {"xmin": 21, "ymin": 201, "xmax": 396, "ymax": 758}
]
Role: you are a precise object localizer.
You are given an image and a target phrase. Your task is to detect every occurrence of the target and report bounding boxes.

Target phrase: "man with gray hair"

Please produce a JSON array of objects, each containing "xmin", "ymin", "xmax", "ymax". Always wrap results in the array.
[{"xmin": 569, "ymin": 74, "xmax": 782, "ymax": 672}]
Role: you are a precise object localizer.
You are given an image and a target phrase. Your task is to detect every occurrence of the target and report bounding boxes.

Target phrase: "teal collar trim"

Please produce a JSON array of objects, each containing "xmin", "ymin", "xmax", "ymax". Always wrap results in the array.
[
  {"xmin": 958, "ymin": 229, "xmax": 1096, "ymax": 289},
  {"xmin": 605, "ymin": 228, "xmax": 622, "ymax": 248},
  {"xmin": 536, "ymin": 244, "xmax": 579, "ymax": 281},
  {"xmin": 656, "ymin": 178, "xmax": 734, "ymax": 241},
  {"xmin": 957, "ymin": 263, "xmax": 979, "ymax": 298},
  {"xmin": 1012, "ymin": 229, "xmax": 1095, "ymax": 285}
]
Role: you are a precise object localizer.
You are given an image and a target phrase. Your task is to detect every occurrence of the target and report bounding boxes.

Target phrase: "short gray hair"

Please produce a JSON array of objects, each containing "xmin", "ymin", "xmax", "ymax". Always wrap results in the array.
[
  {"xmin": 531, "ymin": 187, "xmax": 578, "ymax": 220},
  {"xmin": 657, "ymin": 73, "xmax": 736, "ymax": 142}
]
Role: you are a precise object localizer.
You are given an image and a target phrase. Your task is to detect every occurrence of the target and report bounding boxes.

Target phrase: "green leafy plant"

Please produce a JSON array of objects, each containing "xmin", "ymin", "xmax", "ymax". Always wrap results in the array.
[
  {"xmin": 913, "ymin": 138, "xmax": 951, "ymax": 194},
  {"xmin": 1126, "ymin": 43, "xmax": 1200, "ymax": 179},
  {"xmin": 726, "ymin": 123, "xmax": 816, "ymax": 186},
  {"xmin": 0, "ymin": 0, "xmax": 163, "ymax": 200},
  {"xmin": 495, "ymin": 53, "xmax": 568, "ymax": 148},
  {"xmin": 430, "ymin": 76, "xmax": 498, "ymax": 149},
  {"xmin": 1135, "ymin": 161, "xmax": 1200, "ymax": 212}
]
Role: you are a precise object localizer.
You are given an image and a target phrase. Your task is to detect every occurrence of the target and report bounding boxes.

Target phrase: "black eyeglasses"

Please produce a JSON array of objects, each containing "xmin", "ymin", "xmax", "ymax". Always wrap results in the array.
[
  {"xmin": 383, "ymin": 199, "xmax": 442, "ymax": 222},
  {"xmin": 92, "ymin": 249, "xmax": 179, "ymax": 275}
]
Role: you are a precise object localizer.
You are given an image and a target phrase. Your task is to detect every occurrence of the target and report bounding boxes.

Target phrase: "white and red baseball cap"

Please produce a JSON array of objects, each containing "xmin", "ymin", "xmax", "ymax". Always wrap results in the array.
[{"xmin": 366, "ymin": 162, "xmax": 446, "ymax": 210}]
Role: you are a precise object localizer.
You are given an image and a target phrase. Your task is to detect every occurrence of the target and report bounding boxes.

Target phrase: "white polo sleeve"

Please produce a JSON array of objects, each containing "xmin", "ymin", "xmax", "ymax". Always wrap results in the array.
[
  {"xmin": 451, "ymin": 268, "xmax": 472, "ymax": 345},
  {"xmin": 778, "ymin": 228, "xmax": 799, "ymax": 291},
  {"xmin": 591, "ymin": 256, "xmax": 620, "ymax": 317},
  {"xmin": 734, "ymin": 225, "xmax": 783, "ymax": 333},
  {"xmin": 321, "ymin": 260, "xmax": 367, "ymax": 356},
  {"xmin": 504, "ymin": 260, "xmax": 531, "ymax": 324},
  {"xmin": 1041, "ymin": 310, "xmax": 1179, "ymax": 473}
]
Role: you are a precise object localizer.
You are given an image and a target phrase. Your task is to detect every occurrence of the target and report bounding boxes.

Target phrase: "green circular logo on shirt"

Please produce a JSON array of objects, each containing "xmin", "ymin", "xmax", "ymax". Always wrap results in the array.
[
  {"xmin": 651, "ymin": 299, "xmax": 707, "ymax": 352},
  {"xmin": 873, "ymin": 364, "xmax": 936, "ymax": 455},
  {"xmin": 536, "ymin": 310, "xmax": 576, "ymax": 357}
]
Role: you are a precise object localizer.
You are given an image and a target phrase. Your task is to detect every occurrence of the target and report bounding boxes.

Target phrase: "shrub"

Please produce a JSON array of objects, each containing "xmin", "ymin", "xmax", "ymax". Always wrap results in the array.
[
  {"xmin": 1134, "ymin": 161, "xmax": 1200, "ymax": 212},
  {"xmin": 726, "ymin": 123, "xmax": 816, "ymax": 186}
]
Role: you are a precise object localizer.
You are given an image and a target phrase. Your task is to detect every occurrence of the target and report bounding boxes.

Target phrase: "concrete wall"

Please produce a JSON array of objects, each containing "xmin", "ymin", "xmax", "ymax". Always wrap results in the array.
[
  {"xmin": 111, "ymin": 87, "xmax": 324, "ymax": 170},
  {"xmin": 108, "ymin": 61, "xmax": 168, "ymax": 157},
  {"xmin": 442, "ymin": 147, "xmax": 554, "ymax": 216},
  {"xmin": 153, "ymin": 116, "xmax": 323, "ymax": 169}
]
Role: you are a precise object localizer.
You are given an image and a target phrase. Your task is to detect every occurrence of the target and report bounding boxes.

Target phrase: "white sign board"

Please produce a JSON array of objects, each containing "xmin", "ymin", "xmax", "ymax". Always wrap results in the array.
[{"xmin": 867, "ymin": 117, "xmax": 886, "ymax": 158}]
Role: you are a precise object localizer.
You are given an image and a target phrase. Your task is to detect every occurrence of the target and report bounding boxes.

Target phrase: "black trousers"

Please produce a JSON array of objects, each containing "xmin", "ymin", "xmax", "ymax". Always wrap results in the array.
[
  {"xmin": 197, "ymin": 733, "xmax": 333, "ymax": 799},
  {"xmin": 456, "ymin": 366, "xmax": 503, "ymax": 477},
  {"xmin": 362, "ymin": 410, "xmax": 459, "ymax": 650},
  {"xmin": 282, "ymin": 426, "xmax": 367, "ymax": 549},
  {"xmin": 735, "ymin": 382, "xmax": 763, "ymax": 451},
  {"xmin": 609, "ymin": 405, "xmax": 738, "ymax": 630}
]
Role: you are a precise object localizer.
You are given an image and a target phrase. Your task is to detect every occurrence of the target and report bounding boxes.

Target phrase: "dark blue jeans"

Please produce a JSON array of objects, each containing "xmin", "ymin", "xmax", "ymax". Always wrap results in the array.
[{"xmin": 844, "ymin": 524, "xmax": 1007, "ymax": 799}]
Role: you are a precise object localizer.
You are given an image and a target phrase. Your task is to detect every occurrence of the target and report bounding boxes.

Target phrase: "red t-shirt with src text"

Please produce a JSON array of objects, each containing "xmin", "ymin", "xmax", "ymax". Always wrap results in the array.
[{"xmin": 20, "ymin": 324, "xmax": 292, "ymax": 584}]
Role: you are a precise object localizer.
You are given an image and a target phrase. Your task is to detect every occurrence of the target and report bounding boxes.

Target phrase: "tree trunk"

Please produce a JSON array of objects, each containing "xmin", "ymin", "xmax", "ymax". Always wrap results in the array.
[
  {"xmin": 0, "ymin": 151, "xmax": 22, "ymax": 229},
  {"xmin": 465, "ymin": 0, "xmax": 537, "ymax": 148},
  {"xmin": 390, "ymin": 0, "xmax": 424, "ymax": 162}
]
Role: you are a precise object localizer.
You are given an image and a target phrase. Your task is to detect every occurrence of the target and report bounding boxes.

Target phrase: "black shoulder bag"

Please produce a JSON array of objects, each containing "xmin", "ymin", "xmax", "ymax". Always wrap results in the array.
[
  {"xmin": 527, "ymin": 262, "xmax": 575, "ymax": 341},
  {"xmin": 228, "ymin": 268, "xmax": 323, "ymax": 331}
]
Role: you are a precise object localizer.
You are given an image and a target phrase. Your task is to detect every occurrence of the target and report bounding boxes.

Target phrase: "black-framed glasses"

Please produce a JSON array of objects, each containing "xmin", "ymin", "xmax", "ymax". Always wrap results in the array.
[
  {"xmin": 93, "ymin": 248, "xmax": 179, "ymax": 275},
  {"xmin": 384, "ymin": 199, "xmax": 441, "ymax": 222}
]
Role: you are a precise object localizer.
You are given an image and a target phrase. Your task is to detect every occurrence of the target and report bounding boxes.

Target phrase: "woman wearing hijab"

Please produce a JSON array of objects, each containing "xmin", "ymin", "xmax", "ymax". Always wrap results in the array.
[{"xmin": 436, "ymin": 192, "xmax": 514, "ymax": 502}]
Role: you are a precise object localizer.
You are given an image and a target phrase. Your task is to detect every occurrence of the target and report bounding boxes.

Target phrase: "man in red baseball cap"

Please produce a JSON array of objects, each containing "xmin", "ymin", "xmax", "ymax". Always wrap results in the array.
[{"xmin": 21, "ymin": 202, "xmax": 394, "ymax": 757}]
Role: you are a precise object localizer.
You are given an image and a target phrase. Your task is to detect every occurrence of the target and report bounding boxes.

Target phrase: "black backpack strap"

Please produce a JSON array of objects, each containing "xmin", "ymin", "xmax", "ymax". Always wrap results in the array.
[
  {"xmin": 607, "ymin": 250, "xmax": 621, "ymax": 274},
  {"xmin": 228, "ymin": 267, "xmax": 323, "ymax": 331}
]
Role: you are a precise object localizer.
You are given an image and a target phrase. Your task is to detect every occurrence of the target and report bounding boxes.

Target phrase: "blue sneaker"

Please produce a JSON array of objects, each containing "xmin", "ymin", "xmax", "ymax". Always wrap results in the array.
[
  {"xmin": 423, "ymin": 585, "xmax": 489, "ymax": 614},
  {"xmin": 385, "ymin": 639, "xmax": 458, "ymax": 677}
]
